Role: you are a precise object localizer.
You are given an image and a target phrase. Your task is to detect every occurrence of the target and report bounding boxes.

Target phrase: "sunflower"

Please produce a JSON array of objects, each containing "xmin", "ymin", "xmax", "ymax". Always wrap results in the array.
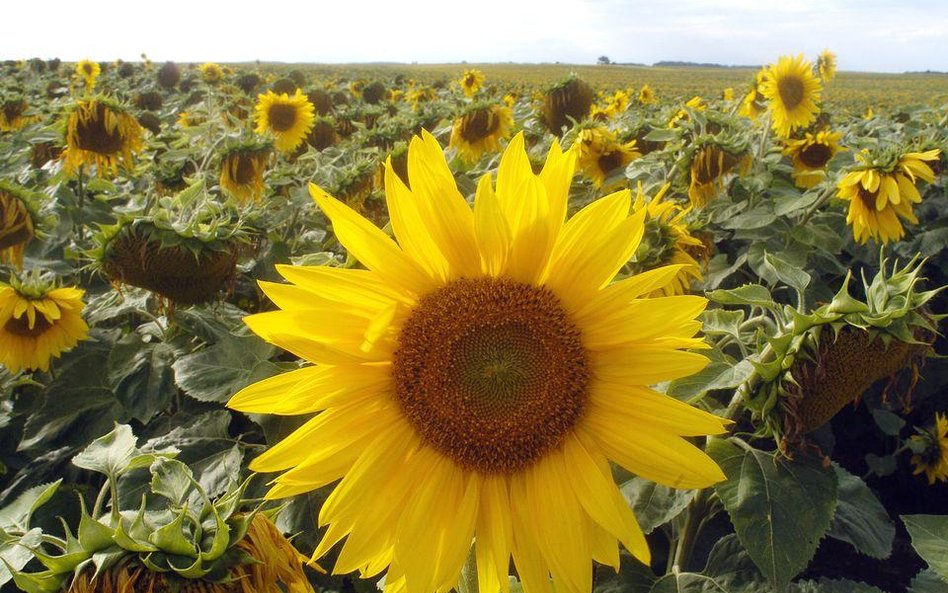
[
  {"xmin": 668, "ymin": 96, "xmax": 706, "ymax": 128},
  {"xmin": 911, "ymin": 414, "xmax": 948, "ymax": 485},
  {"xmin": 255, "ymin": 90, "xmax": 316, "ymax": 153},
  {"xmin": 62, "ymin": 98, "xmax": 144, "ymax": 177},
  {"xmin": 0, "ymin": 281, "xmax": 88, "ymax": 374},
  {"xmin": 228, "ymin": 131, "xmax": 727, "ymax": 593},
  {"xmin": 738, "ymin": 72, "xmax": 767, "ymax": 120},
  {"xmin": 759, "ymin": 55, "xmax": 822, "ymax": 138},
  {"xmin": 638, "ymin": 84, "xmax": 657, "ymax": 105},
  {"xmin": 459, "ymin": 69, "xmax": 485, "ymax": 97},
  {"xmin": 576, "ymin": 126, "xmax": 640, "ymax": 188},
  {"xmin": 0, "ymin": 98, "xmax": 37, "ymax": 132},
  {"xmin": 816, "ymin": 50, "xmax": 837, "ymax": 83},
  {"xmin": 542, "ymin": 76, "xmax": 594, "ymax": 135},
  {"xmin": 836, "ymin": 149, "xmax": 940, "ymax": 244},
  {"xmin": 220, "ymin": 143, "xmax": 273, "ymax": 204},
  {"xmin": 201, "ymin": 62, "xmax": 224, "ymax": 83},
  {"xmin": 75, "ymin": 60, "xmax": 100, "ymax": 91},
  {"xmin": 603, "ymin": 90, "xmax": 630, "ymax": 117},
  {"xmin": 449, "ymin": 103, "xmax": 514, "ymax": 163},
  {"xmin": 628, "ymin": 184, "xmax": 703, "ymax": 296},
  {"xmin": 783, "ymin": 130, "xmax": 844, "ymax": 188},
  {"xmin": 687, "ymin": 144, "xmax": 750, "ymax": 207},
  {"xmin": 0, "ymin": 181, "xmax": 39, "ymax": 269}
]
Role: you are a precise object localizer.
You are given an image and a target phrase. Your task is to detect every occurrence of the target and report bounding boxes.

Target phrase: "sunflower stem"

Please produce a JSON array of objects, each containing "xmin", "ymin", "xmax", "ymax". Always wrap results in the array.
[
  {"xmin": 671, "ymin": 489, "xmax": 710, "ymax": 571},
  {"xmin": 458, "ymin": 546, "xmax": 478, "ymax": 593}
]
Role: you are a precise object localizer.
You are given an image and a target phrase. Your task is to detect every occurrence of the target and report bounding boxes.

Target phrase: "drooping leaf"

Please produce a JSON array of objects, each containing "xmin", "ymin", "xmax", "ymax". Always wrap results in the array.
[
  {"xmin": 827, "ymin": 465, "xmax": 894, "ymax": 559},
  {"xmin": 621, "ymin": 477, "xmax": 696, "ymax": 534},
  {"xmin": 902, "ymin": 515, "xmax": 948, "ymax": 581}
]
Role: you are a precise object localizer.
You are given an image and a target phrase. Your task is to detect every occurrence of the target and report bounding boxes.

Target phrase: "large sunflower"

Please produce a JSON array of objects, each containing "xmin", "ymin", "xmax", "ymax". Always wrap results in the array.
[
  {"xmin": 576, "ymin": 126, "xmax": 640, "ymax": 188},
  {"xmin": 783, "ymin": 129, "xmax": 844, "ymax": 189},
  {"xmin": 759, "ymin": 55, "xmax": 822, "ymax": 138},
  {"xmin": 449, "ymin": 103, "xmax": 514, "ymax": 164},
  {"xmin": 228, "ymin": 131, "xmax": 727, "ymax": 593},
  {"xmin": 836, "ymin": 149, "xmax": 940, "ymax": 244},
  {"xmin": 255, "ymin": 90, "xmax": 315, "ymax": 153},
  {"xmin": 62, "ymin": 98, "xmax": 144, "ymax": 177},
  {"xmin": 0, "ymin": 281, "xmax": 88, "ymax": 374}
]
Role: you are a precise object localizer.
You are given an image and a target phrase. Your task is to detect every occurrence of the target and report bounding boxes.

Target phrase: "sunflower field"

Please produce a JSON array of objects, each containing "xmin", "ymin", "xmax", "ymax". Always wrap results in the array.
[{"xmin": 0, "ymin": 53, "xmax": 946, "ymax": 593}]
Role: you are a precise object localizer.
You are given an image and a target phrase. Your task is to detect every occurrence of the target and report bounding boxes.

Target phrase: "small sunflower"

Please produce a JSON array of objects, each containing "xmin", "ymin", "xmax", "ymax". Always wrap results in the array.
[
  {"xmin": 0, "ymin": 98, "xmax": 37, "ymax": 132},
  {"xmin": 62, "ymin": 98, "xmax": 144, "ymax": 177},
  {"xmin": 228, "ymin": 131, "xmax": 727, "ymax": 593},
  {"xmin": 0, "ymin": 181, "xmax": 40, "ymax": 269},
  {"xmin": 628, "ymin": 184, "xmax": 703, "ymax": 296},
  {"xmin": 220, "ymin": 143, "xmax": 273, "ymax": 204},
  {"xmin": 668, "ymin": 96, "xmax": 706, "ymax": 128},
  {"xmin": 783, "ymin": 130, "xmax": 844, "ymax": 189},
  {"xmin": 836, "ymin": 148, "xmax": 940, "ymax": 244},
  {"xmin": 75, "ymin": 60, "xmax": 100, "ymax": 91},
  {"xmin": 911, "ymin": 414, "xmax": 948, "ymax": 485},
  {"xmin": 687, "ymin": 144, "xmax": 750, "ymax": 208},
  {"xmin": 0, "ymin": 279, "xmax": 89, "ymax": 374},
  {"xmin": 759, "ymin": 54, "xmax": 823, "ymax": 138},
  {"xmin": 638, "ymin": 84, "xmax": 657, "ymax": 105},
  {"xmin": 459, "ymin": 69, "xmax": 485, "ymax": 97},
  {"xmin": 604, "ymin": 90, "xmax": 630, "ymax": 116},
  {"xmin": 817, "ymin": 50, "xmax": 837, "ymax": 83},
  {"xmin": 255, "ymin": 90, "xmax": 316, "ymax": 153},
  {"xmin": 200, "ymin": 62, "xmax": 224, "ymax": 83},
  {"xmin": 576, "ymin": 126, "xmax": 640, "ymax": 188},
  {"xmin": 738, "ymin": 72, "xmax": 767, "ymax": 120},
  {"xmin": 449, "ymin": 103, "xmax": 514, "ymax": 163}
]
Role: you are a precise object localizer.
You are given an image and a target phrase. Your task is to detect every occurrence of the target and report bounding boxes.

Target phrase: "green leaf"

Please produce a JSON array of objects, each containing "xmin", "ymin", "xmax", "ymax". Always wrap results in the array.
[
  {"xmin": 0, "ymin": 528, "xmax": 43, "ymax": 587},
  {"xmin": 594, "ymin": 554, "xmax": 656, "ymax": 593},
  {"xmin": 621, "ymin": 478, "xmax": 695, "ymax": 534},
  {"xmin": 707, "ymin": 438, "xmax": 838, "ymax": 592},
  {"xmin": 148, "ymin": 508, "xmax": 197, "ymax": 557},
  {"xmin": 78, "ymin": 508, "xmax": 114, "ymax": 552},
  {"xmin": 700, "ymin": 309, "xmax": 745, "ymax": 341},
  {"xmin": 667, "ymin": 355, "xmax": 754, "ymax": 400},
  {"xmin": 902, "ymin": 515, "xmax": 948, "ymax": 581},
  {"xmin": 108, "ymin": 334, "xmax": 177, "ymax": 423},
  {"xmin": 827, "ymin": 465, "xmax": 894, "ymax": 559},
  {"xmin": 73, "ymin": 424, "xmax": 148, "ymax": 479},
  {"xmin": 763, "ymin": 251, "xmax": 810, "ymax": 293},
  {"xmin": 150, "ymin": 458, "xmax": 196, "ymax": 506},
  {"xmin": 870, "ymin": 409, "xmax": 905, "ymax": 436},
  {"xmin": 172, "ymin": 333, "xmax": 278, "ymax": 403},
  {"xmin": 721, "ymin": 209, "xmax": 777, "ymax": 230},
  {"xmin": 703, "ymin": 535, "xmax": 767, "ymax": 593},
  {"xmin": 649, "ymin": 572, "xmax": 728, "ymax": 593},
  {"xmin": 707, "ymin": 285, "xmax": 776, "ymax": 310},
  {"xmin": 909, "ymin": 569, "xmax": 948, "ymax": 592},
  {"xmin": 0, "ymin": 480, "xmax": 61, "ymax": 531}
]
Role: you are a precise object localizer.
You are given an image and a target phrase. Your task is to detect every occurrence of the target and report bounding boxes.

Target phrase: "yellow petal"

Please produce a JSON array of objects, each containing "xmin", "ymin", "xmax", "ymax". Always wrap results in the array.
[{"xmin": 473, "ymin": 173, "xmax": 511, "ymax": 277}]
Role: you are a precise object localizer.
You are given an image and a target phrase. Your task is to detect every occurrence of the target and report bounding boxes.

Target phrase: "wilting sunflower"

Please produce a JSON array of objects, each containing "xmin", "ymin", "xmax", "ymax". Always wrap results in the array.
[
  {"xmin": 75, "ymin": 59, "xmax": 100, "ymax": 91},
  {"xmin": 62, "ymin": 98, "xmax": 144, "ymax": 177},
  {"xmin": 255, "ymin": 90, "xmax": 316, "ymax": 153},
  {"xmin": 220, "ymin": 142, "xmax": 273, "ymax": 204},
  {"xmin": 783, "ymin": 130, "xmax": 844, "ymax": 189},
  {"xmin": 0, "ymin": 280, "xmax": 88, "ymax": 374},
  {"xmin": 638, "ymin": 84, "xmax": 657, "ymax": 105},
  {"xmin": 911, "ymin": 414, "xmax": 948, "ymax": 485},
  {"xmin": 836, "ymin": 148, "xmax": 940, "ymax": 244},
  {"xmin": 627, "ymin": 183, "xmax": 703, "ymax": 296},
  {"xmin": 687, "ymin": 143, "xmax": 750, "ymax": 207},
  {"xmin": 542, "ymin": 75, "xmax": 594, "ymax": 135},
  {"xmin": 459, "ymin": 69, "xmax": 485, "ymax": 97},
  {"xmin": 0, "ymin": 98, "xmax": 37, "ymax": 132},
  {"xmin": 228, "ymin": 131, "xmax": 727, "ymax": 593},
  {"xmin": 816, "ymin": 50, "xmax": 837, "ymax": 83},
  {"xmin": 759, "ymin": 54, "xmax": 822, "ymax": 138},
  {"xmin": 738, "ymin": 72, "xmax": 767, "ymax": 120},
  {"xmin": 668, "ymin": 96, "xmax": 706, "ymax": 128},
  {"xmin": 576, "ymin": 126, "xmax": 640, "ymax": 188},
  {"xmin": 0, "ymin": 181, "xmax": 40, "ymax": 269},
  {"xmin": 449, "ymin": 103, "xmax": 514, "ymax": 163},
  {"xmin": 200, "ymin": 62, "xmax": 224, "ymax": 83}
]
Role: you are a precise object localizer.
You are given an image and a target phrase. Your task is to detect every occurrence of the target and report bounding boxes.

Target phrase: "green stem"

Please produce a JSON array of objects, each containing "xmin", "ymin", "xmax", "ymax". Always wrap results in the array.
[
  {"xmin": 458, "ymin": 546, "xmax": 478, "ymax": 593},
  {"xmin": 91, "ymin": 479, "xmax": 110, "ymax": 519},
  {"xmin": 672, "ymin": 490, "xmax": 711, "ymax": 571},
  {"xmin": 798, "ymin": 185, "xmax": 835, "ymax": 227}
]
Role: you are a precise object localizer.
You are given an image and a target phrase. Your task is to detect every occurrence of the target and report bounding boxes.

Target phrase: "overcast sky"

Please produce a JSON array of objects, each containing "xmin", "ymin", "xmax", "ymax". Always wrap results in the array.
[{"xmin": 3, "ymin": 0, "xmax": 946, "ymax": 73}]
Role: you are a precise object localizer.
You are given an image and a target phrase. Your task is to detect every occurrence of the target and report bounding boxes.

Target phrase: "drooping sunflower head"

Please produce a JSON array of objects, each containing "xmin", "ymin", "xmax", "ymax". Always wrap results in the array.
[
  {"xmin": 783, "ymin": 129, "xmax": 845, "ymax": 188},
  {"xmin": 75, "ymin": 59, "xmax": 100, "ymax": 90},
  {"xmin": 157, "ymin": 61, "xmax": 181, "ymax": 88},
  {"xmin": 459, "ymin": 68, "xmax": 485, "ymax": 97},
  {"xmin": 910, "ymin": 414, "xmax": 948, "ymax": 485},
  {"xmin": 308, "ymin": 87, "xmax": 335, "ymax": 115},
  {"xmin": 759, "ymin": 54, "xmax": 823, "ymax": 138},
  {"xmin": 0, "ymin": 275, "xmax": 88, "ymax": 374},
  {"xmin": 254, "ymin": 89, "xmax": 316, "ymax": 153},
  {"xmin": 61, "ymin": 97, "xmax": 144, "ymax": 177},
  {"xmin": 738, "ymin": 72, "xmax": 768, "ymax": 120},
  {"xmin": 638, "ymin": 83, "xmax": 657, "ymax": 105},
  {"xmin": 817, "ymin": 49, "xmax": 837, "ymax": 83},
  {"xmin": 0, "ymin": 97, "xmax": 37, "ymax": 132},
  {"xmin": 0, "ymin": 181, "xmax": 41, "ymax": 269},
  {"xmin": 668, "ymin": 96, "xmax": 707, "ymax": 128},
  {"xmin": 363, "ymin": 80, "xmax": 388, "ymax": 105},
  {"xmin": 228, "ymin": 130, "xmax": 729, "ymax": 593},
  {"xmin": 686, "ymin": 141, "xmax": 751, "ymax": 208},
  {"xmin": 626, "ymin": 183, "xmax": 703, "ymax": 296},
  {"xmin": 200, "ymin": 62, "xmax": 224, "ymax": 83},
  {"xmin": 219, "ymin": 140, "xmax": 273, "ymax": 205},
  {"xmin": 836, "ymin": 147, "xmax": 940, "ymax": 244},
  {"xmin": 542, "ymin": 74, "xmax": 594, "ymax": 135},
  {"xmin": 574, "ymin": 124, "xmax": 641, "ymax": 188},
  {"xmin": 449, "ymin": 103, "xmax": 515, "ymax": 163}
]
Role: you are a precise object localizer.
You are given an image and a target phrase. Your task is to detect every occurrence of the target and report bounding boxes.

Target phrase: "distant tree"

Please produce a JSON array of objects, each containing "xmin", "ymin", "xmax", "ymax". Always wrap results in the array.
[{"xmin": 597, "ymin": 56, "xmax": 611, "ymax": 65}]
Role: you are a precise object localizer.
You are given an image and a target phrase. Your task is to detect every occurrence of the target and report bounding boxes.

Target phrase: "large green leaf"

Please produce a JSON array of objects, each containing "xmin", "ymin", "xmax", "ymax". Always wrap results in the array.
[
  {"xmin": 0, "ymin": 481, "xmax": 60, "ymax": 532},
  {"xmin": 909, "ymin": 569, "xmax": 948, "ymax": 592},
  {"xmin": 707, "ymin": 438, "xmax": 838, "ymax": 592},
  {"xmin": 621, "ymin": 477, "xmax": 695, "ymax": 534},
  {"xmin": 172, "ymin": 333, "xmax": 279, "ymax": 403},
  {"xmin": 902, "ymin": 515, "xmax": 948, "ymax": 581},
  {"xmin": 73, "ymin": 424, "xmax": 169, "ymax": 480},
  {"xmin": 827, "ymin": 465, "xmax": 894, "ymax": 559},
  {"xmin": 702, "ymin": 535, "xmax": 767, "ymax": 593},
  {"xmin": 108, "ymin": 334, "xmax": 178, "ymax": 423}
]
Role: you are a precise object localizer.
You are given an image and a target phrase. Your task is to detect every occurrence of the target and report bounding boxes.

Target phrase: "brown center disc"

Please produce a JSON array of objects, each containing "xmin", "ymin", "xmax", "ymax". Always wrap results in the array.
[
  {"xmin": 777, "ymin": 75, "xmax": 805, "ymax": 110},
  {"xmin": 267, "ymin": 103, "xmax": 298, "ymax": 132},
  {"xmin": 392, "ymin": 277, "xmax": 589, "ymax": 474},
  {"xmin": 75, "ymin": 104, "xmax": 125, "ymax": 155},
  {"xmin": 798, "ymin": 143, "xmax": 833, "ymax": 169},
  {"xmin": 4, "ymin": 312, "xmax": 52, "ymax": 337}
]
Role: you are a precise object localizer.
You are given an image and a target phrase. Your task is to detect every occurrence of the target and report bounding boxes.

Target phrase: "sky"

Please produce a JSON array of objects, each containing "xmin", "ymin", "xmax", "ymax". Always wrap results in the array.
[{"xmin": 2, "ymin": 0, "xmax": 947, "ymax": 73}]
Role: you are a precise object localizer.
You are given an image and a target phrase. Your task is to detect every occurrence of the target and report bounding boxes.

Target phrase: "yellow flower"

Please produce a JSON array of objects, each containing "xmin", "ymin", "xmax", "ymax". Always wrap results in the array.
[
  {"xmin": 604, "ymin": 90, "xmax": 630, "ymax": 116},
  {"xmin": 817, "ymin": 50, "xmax": 837, "ymax": 83},
  {"xmin": 576, "ymin": 126, "xmax": 640, "ymax": 188},
  {"xmin": 503, "ymin": 92, "xmax": 518, "ymax": 109},
  {"xmin": 62, "ymin": 98, "xmax": 144, "ymax": 177},
  {"xmin": 0, "ymin": 99, "xmax": 37, "ymax": 132},
  {"xmin": 668, "ymin": 96, "xmax": 706, "ymax": 128},
  {"xmin": 75, "ymin": 60, "xmax": 100, "ymax": 91},
  {"xmin": 722, "ymin": 88, "xmax": 734, "ymax": 101},
  {"xmin": 220, "ymin": 145, "xmax": 272, "ymax": 204},
  {"xmin": 0, "ymin": 283, "xmax": 89, "ymax": 374},
  {"xmin": 459, "ymin": 69, "xmax": 485, "ymax": 97},
  {"xmin": 836, "ymin": 149, "xmax": 940, "ymax": 244},
  {"xmin": 201, "ymin": 62, "xmax": 224, "ymax": 83},
  {"xmin": 688, "ymin": 145, "xmax": 749, "ymax": 207},
  {"xmin": 449, "ymin": 104, "xmax": 514, "ymax": 164},
  {"xmin": 759, "ymin": 54, "xmax": 823, "ymax": 138},
  {"xmin": 911, "ymin": 414, "xmax": 948, "ymax": 485},
  {"xmin": 254, "ymin": 90, "xmax": 315, "ymax": 153},
  {"xmin": 738, "ymin": 71, "xmax": 768, "ymax": 120},
  {"xmin": 638, "ymin": 84, "xmax": 657, "ymax": 105},
  {"xmin": 782, "ymin": 130, "xmax": 844, "ymax": 189},
  {"xmin": 228, "ymin": 131, "xmax": 727, "ymax": 593},
  {"xmin": 0, "ymin": 182, "xmax": 37, "ymax": 269}
]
